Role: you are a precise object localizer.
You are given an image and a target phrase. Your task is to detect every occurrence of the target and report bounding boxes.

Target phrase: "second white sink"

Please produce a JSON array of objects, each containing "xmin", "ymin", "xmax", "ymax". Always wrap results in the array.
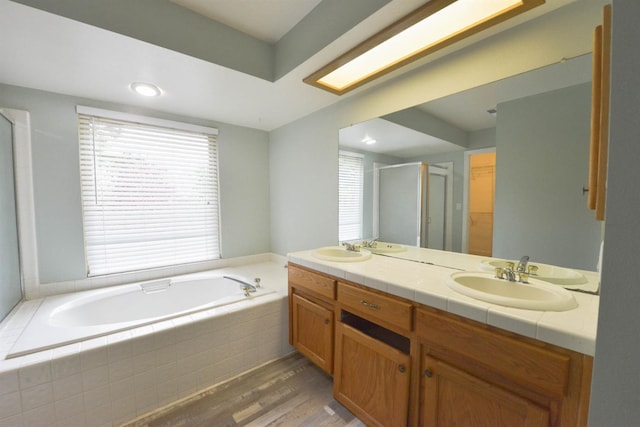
[{"xmin": 447, "ymin": 272, "xmax": 577, "ymax": 311}]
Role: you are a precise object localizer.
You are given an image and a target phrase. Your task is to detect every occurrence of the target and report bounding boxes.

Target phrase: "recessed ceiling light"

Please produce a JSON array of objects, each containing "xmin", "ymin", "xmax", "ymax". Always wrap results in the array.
[
  {"xmin": 130, "ymin": 82, "xmax": 162, "ymax": 97},
  {"xmin": 305, "ymin": 0, "xmax": 545, "ymax": 95},
  {"xmin": 362, "ymin": 136, "xmax": 377, "ymax": 145}
]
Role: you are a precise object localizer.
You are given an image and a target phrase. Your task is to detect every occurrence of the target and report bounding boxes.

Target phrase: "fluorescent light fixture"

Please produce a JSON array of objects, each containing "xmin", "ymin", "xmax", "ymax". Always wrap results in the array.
[
  {"xmin": 130, "ymin": 82, "xmax": 162, "ymax": 97},
  {"xmin": 305, "ymin": 0, "xmax": 544, "ymax": 95}
]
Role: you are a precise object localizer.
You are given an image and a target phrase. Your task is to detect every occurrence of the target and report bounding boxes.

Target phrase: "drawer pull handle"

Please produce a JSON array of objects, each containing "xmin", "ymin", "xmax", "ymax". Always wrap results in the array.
[
  {"xmin": 398, "ymin": 364, "xmax": 406, "ymax": 373},
  {"xmin": 359, "ymin": 300, "xmax": 380, "ymax": 310},
  {"xmin": 425, "ymin": 369, "xmax": 433, "ymax": 378}
]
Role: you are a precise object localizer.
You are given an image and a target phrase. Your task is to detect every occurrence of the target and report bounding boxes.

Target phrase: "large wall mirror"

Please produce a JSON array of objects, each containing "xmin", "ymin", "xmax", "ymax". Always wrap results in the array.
[{"xmin": 339, "ymin": 54, "xmax": 602, "ymax": 272}]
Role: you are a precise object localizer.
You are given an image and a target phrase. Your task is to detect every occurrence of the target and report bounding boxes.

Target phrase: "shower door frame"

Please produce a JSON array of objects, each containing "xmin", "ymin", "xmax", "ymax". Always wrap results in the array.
[{"xmin": 0, "ymin": 110, "xmax": 24, "ymax": 319}]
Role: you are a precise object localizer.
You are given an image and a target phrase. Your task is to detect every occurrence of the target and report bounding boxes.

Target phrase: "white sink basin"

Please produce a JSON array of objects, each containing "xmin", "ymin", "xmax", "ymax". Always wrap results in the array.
[
  {"xmin": 312, "ymin": 246, "xmax": 372, "ymax": 262},
  {"xmin": 480, "ymin": 259, "xmax": 587, "ymax": 286},
  {"xmin": 365, "ymin": 242, "xmax": 407, "ymax": 254},
  {"xmin": 447, "ymin": 272, "xmax": 577, "ymax": 311}
]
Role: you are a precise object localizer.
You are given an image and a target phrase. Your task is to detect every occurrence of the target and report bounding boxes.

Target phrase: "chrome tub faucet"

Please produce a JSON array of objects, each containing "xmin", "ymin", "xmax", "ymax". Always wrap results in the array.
[{"xmin": 224, "ymin": 275, "xmax": 259, "ymax": 296}]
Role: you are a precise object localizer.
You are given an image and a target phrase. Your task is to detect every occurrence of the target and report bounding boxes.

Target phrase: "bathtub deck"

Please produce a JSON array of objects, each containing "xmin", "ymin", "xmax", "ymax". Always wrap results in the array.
[{"xmin": 123, "ymin": 352, "xmax": 365, "ymax": 427}]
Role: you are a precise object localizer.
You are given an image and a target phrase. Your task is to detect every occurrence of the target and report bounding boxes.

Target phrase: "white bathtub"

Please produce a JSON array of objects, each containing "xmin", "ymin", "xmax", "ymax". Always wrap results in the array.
[
  {"xmin": 0, "ymin": 258, "xmax": 291, "ymax": 426},
  {"xmin": 8, "ymin": 272, "xmax": 275, "ymax": 358}
]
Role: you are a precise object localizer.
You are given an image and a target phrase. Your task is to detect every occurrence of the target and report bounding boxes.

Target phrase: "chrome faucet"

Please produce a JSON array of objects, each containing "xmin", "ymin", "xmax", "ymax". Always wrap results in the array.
[
  {"xmin": 361, "ymin": 238, "xmax": 379, "ymax": 248},
  {"xmin": 495, "ymin": 266, "xmax": 517, "ymax": 282},
  {"xmin": 342, "ymin": 242, "xmax": 360, "ymax": 252},
  {"xmin": 224, "ymin": 275, "xmax": 257, "ymax": 296},
  {"xmin": 495, "ymin": 256, "xmax": 532, "ymax": 284},
  {"xmin": 516, "ymin": 255, "xmax": 530, "ymax": 273}
]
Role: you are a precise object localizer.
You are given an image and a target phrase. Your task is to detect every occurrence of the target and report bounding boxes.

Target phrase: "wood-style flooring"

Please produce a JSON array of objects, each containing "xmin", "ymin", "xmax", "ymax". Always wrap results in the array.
[{"xmin": 123, "ymin": 352, "xmax": 365, "ymax": 427}]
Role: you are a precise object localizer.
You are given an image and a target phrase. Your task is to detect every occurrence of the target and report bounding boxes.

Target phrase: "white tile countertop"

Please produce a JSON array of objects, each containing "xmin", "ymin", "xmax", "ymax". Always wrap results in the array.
[{"xmin": 288, "ymin": 247, "xmax": 599, "ymax": 356}]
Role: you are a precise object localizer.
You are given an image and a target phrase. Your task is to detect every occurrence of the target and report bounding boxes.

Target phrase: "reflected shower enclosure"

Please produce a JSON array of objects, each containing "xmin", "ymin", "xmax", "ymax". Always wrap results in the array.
[{"xmin": 374, "ymin": 162, "xmax": 449, "ymax": 249}]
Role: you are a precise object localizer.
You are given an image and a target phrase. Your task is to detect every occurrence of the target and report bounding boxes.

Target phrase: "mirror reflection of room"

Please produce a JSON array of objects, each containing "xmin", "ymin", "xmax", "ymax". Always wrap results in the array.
[{"xmin": 338, "ymin": 54, "xmax": 601, "ymax": 271}]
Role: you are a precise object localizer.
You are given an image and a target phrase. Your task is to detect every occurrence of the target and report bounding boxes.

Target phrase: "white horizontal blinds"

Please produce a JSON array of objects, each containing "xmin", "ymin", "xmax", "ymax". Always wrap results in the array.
[
  {"xmin": 78, "ymin": 113, "xmax": 220, "ymax": 276},
  {"xmin": 338, "ymin": 151, "xmax": 364, "ymax": 241}
]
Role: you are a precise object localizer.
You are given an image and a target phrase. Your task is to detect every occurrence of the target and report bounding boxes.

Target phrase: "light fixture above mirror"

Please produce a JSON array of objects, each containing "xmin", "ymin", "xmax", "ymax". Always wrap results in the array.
[{"xmin": 305, "ymin": 0, "xmax": 545, "ymax": 95}]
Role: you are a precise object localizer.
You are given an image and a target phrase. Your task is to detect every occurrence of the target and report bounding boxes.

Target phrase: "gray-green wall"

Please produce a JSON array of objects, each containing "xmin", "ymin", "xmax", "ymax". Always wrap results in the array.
[
  {"xmin": 493, "ymin": 83, "xmax": 601, "ymax": 270},
  {"xmin": 0, "ymin": 83, "xmax": 271, "ymax": 284},
  {"xmin": 590, "ymin": 1, "xmax": 640, "ymax": 424}
]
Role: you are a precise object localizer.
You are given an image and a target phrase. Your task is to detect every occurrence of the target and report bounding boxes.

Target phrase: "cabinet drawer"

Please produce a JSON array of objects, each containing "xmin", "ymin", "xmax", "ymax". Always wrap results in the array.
[
  {"xmin": 288, "ymin": 264, "xmax": 336, "ymax": 300},
  {"xmin": 417, "ymin": 308, "xmax": 571, "ymax": 398},
  {"xmin": 338, "ymin": 282, "xmax": 413, "ymax": 333}
]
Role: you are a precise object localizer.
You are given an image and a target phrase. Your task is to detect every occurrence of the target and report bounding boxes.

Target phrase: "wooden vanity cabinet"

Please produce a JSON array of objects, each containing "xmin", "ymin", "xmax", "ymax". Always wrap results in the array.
[
  {"xmin": 417, "ymin": 307, "xmax": 593, "ymax": 427},
  {"xmin": 288, "ymin": 264, "xmax": 336, "ymax": 374},
  {"xmin": 333, "ymin": 282, "xmax": 414, "ymax": 426},
  {"xmin": 288, "ymin": 264, "xmax": 593, "ymax": 426}
]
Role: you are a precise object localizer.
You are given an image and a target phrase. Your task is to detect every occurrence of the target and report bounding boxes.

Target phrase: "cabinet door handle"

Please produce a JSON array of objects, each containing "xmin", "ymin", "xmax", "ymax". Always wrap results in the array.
[
  {"xmin": 324, "ymin": 318, "xmax": 330, "ymax": 325},
  {"xmin": 398, "ymin": 364, "xmax": 406, "ymax": 373},
  {"xmin": 359, "ymin": 299, "xmax": 380, "ymax": 310},
  {"xmin": 425, "ymin": 369, "xmax": 433, "ymax": 378}
]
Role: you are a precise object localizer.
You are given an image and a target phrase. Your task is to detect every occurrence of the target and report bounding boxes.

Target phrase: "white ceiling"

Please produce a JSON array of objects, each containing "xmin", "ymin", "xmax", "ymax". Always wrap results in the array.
[
  {"xmin": 170, "ymin": 0, "xmax": 323, "ymax": 43},
  {"xmin": 0, "ymin": 0, "xmax": 577, "ymax": 132},
  {"xmin": 339, "ymin": 118, "xmax": 463, "ymax": 159}
]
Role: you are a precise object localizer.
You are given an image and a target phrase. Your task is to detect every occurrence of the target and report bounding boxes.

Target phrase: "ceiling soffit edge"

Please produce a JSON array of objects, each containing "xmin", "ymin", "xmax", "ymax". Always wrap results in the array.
[
  {"xmin": 275, "ymin": 0, "xmax": 391, "ymax": 80},
  {"xmin": 11, "ymin": 0, "xmax": 391, "ymax": 83},
  {"xmin": 11, "ymin": 0, "xmax": 275, "ymax": 81}
]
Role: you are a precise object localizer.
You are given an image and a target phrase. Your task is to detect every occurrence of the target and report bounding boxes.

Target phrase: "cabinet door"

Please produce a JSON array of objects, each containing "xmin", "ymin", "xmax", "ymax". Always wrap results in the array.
[
  {"xmin": 421, "ymin": 354, "xmax": 549, "ymax": 427},
  {"xmin": 292, "ymin": 293, "xmax": 334, "ymax": 374},
  {"xmin": 334, "ymin": 322, "xmax": 410, "ymax": 427}
]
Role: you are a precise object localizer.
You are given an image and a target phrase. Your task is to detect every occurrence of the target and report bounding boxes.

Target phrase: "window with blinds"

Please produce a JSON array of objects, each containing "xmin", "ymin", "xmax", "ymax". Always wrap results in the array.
[
  {"xmin": 339, "ymin": 151, "xmax": 364, "ymax": 241},
  {"xmin": 77, "ymin": 107, "xmax": 221, "ymax": 276}
]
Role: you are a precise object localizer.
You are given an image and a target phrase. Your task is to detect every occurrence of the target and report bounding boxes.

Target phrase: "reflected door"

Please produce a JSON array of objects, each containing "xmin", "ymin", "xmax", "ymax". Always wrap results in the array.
[
  {"xmin": 468, "ymin": 152, "xmax": 496, "ymax": 256},
  {"xmin": 0, "ymin": 113, "xmax": 22, "ymax": 321},
  {"xmin": 428, "ymin": 172, "xmax": 446, "ymax": 250},
  {"xmin": 378, "ymin": 163, "xmax": 428, "ymax": 247}
]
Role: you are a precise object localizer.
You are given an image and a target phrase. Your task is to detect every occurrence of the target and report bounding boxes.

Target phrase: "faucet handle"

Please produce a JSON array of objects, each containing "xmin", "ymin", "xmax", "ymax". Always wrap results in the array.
[
  {"xmin": 528, "ymin": 265, "xmax": 539, "ymax": 275},
  {"xmin": 342, "ymin": 242, "xmax": 360, "ymax": 252},
  {"xmin": 505, "ymin": 262, "xmax": 515, "ymax": 271},
  {"xmin": 519, "ymin": 272, "xmax": 529, "ymax": 284},
  {"xmin": 495, "ymin": 268, "xmax": 506, "ymax": 279}
]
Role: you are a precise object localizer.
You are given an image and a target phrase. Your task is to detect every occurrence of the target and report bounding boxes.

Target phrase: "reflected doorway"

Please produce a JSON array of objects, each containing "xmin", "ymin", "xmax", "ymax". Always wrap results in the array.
[{"xmin": 465, "ymin": 150, "xmax": 496, "ymax": 256}]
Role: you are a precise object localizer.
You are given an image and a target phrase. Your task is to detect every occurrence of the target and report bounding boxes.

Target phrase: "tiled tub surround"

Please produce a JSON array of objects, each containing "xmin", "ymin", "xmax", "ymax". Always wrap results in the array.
[
  {"xmin": 289, "ymin": 247, "xmax": 600, "ymax": 356},
  {"xmin": 0, "ymin": 259, "xmax": 291, "ymax": 427}
]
